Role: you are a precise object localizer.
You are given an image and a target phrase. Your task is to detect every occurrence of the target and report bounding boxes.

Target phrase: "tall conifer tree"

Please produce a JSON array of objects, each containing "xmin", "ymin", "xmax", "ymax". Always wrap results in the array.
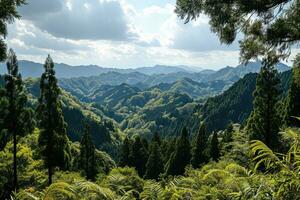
[
  {"xmin": 191, "ymin": 122, "xmax": 208, "ymax": 168},
  {"xmin": 285, "ymin": 54, "xmax": 300, "ymax": 127},
  {"xmin": 0, "ymin": 88, "xmax": 9, "ymax": 150},
  {"xmin": 166, "ymin": 127, "xmax": 191, "ymax": 176},
  {"xmin": 80, "ymin": 123, "xmax": 96, "ymax": 180},
  {"xmin": 4, "ymin": 49, "xmax": 34, "ymax": 191},
  {"xmin": 119, "ymin": 136, "xmax": 132, "ymax": 167},
  {"xmin": 210, "ymin": 132, "xmax": 220, "ymax": 161},
  {"xmin": 144, "ymin": 142, "xmax": 164, "ymax": 180},
  {"xmin": 246, "ymin": 59, "xmax": 280, "ymax": 149},
  {"xmin": 129, "ymin": 136, "xmax": 148, "ymax": 176},
  {"xmin": 37, "ymin": 55, "xmax": 70, "ymax": 185},
  {"xmin": 246, "ymin": 59, "xmax": 281, "ymax": 150}
]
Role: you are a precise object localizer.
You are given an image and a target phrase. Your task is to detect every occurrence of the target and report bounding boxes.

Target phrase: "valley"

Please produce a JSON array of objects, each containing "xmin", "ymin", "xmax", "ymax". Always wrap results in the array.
[
  {"xmin": 1, "ymin": 1, "xmax": 300, "ymax": 198},
  {"xmin": 0, "ymin": 60, "xmax": 292, "ymax": 154}
]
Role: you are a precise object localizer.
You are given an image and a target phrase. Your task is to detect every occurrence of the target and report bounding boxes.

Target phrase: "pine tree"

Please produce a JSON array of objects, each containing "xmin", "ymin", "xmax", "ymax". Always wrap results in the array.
[
  {"xmin": 37, "ymin": 55, "xmax": 70, "ymax": 185},
  {"xmin": 119, "ymin": 136, "xmax": 132, "ymax": 167},
  {"xmin": 80, "ymin": 123, "xmax": 96, "ymax": 180},
  {"xmin": 210, "ymin": 132, "xmax": 220, "ymax": 161},
  {"xmin": 191, "ymin": 122, "xmax": 208, "ymax": 168},
  {"xmin": 246, "ymin": 60, "xmax": 281, "ymax": 150},
  {"xmin": 4, "ymin": 49, "xmax": 34, "ymax": 191},
  {"xmin": 0, "ymin": 88, "xmax": 9, "ymax": 150},
  {"xmin": 285, "ymin": 54, "xmax": 300, "ymax": 127},
  {"xmin": 129, "ymin": 136, "xmax": 148, "ymax": 176},
  {"xmin": 144, "ymin": 142, "xmax": 164, "ymax": 180},
  {"xmin": 166, "ymin": 127, "xmax": 191, "ymax": 176}
]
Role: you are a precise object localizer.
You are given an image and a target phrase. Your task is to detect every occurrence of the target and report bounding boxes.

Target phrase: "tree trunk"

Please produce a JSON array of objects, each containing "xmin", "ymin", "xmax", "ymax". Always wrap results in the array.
[
  {"xmin": 48, "ymin": 166, "xmax": 52, "ymax": 185},
  {"xmin": 13, "ymin": 131, "xmax": 17, "ymax": 191}
]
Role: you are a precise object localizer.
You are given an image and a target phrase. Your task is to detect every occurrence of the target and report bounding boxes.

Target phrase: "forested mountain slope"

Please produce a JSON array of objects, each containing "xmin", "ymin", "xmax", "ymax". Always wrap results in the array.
[
  {"xmin": 199, "ymin": 70, "xmax": 292, "ymax": 132},
  {"xmin": 91, "ymin": 86, "xmax": 199, "ymax": 137},
  {"xmin": 58, "ymin": 61, "xmax": 289, "ymax": 96},
  {"xmin": 0, "ymin": 77, "xmax": 121, "ymax": 156}
]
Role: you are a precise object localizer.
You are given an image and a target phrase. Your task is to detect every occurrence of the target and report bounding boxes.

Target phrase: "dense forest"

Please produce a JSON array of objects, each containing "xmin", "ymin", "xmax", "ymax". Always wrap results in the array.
[{"xmin": 1, "ymin": 0, "xmax": 300, "ymax": 199}]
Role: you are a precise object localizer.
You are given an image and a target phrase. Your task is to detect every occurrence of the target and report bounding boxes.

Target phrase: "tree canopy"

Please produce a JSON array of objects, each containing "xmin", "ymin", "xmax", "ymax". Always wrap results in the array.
[
  {"xmin": 175, "ymin": 0, "xmax": 300, "ymax": 62},
  {"xmin": 0, "ymin": 0, "xmax": 26, "ymax": 61},
  {"xmin": 37, "ymin": 55, "xmax": 71, "ymax": 185}
]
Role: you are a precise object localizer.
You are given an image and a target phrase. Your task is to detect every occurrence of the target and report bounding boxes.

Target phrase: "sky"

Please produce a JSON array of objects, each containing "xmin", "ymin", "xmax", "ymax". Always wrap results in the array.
[{"xmin": 5, "ymin": 0, "xmax": 299, "ymax": 69}]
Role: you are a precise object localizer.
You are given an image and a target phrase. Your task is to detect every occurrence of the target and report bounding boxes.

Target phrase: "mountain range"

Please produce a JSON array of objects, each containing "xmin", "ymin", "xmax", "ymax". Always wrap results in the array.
[
  {"xmin": 0, "ymin": 60, "xmax": 202, "ymax": 78},
  {"xmin": 0, "ymin": 59, "xmax": 293, "ymax": 149},
  {"xmin": 0, "ymin": 60, "xmax": 290, "ymax": 79}
]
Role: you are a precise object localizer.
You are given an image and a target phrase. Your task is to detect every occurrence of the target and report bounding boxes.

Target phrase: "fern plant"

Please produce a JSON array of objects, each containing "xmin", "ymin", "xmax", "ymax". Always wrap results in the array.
[{"xmin": 250, "ymin": 127, "xmax": 300, "ymax": 199}]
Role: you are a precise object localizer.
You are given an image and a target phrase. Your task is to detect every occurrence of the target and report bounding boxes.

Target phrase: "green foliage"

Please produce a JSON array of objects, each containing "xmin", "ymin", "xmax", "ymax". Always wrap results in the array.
[
  {"xmin": 144, "ymin": 142, "xmax": 164, "ymax": 180},
  {"xmin": 68, "ymin": 141, "xmax": 116, "ymax": 177},
  {"xmin": 14, "ymin": 181, "xmax": 117, "ymax": 200},
  {"xmin": 0, "ymin": 130, "xmax": 46, "ymax": 199},
  {"xmin": 7, "ymin": 127, "xmax": 300, "ymax": 200},
  {"xmin": 122, "ymin": 91, "xmax": 195, "ymax": 137},
  {"xmin": 191, "ymin": 122, "xmax": 208, "ymax": 168},
  {"xmin": 118, "ymin": 137, "xmax": 131, "ymax": 167},
  {"xmin": 161, "ymin": 138, "xmax": 176, "ymax": 165},
  {"xmin": 6, "ymin": 73, "xmax": 120, "ymax": 157},
  {"xmin": 250, "ymin": 127, "xmax": 300, "ymax": 198},
  {"xmin": 100, "ymin": 167, "xmax": 144, "ymax": 197},
  {"xmin": 223, "ymin": 123, "xmax": 234, "ymax": 143},
  {"xmin": 129, "ymin": 136, "xmax": 148, "ymax": 177},
  {"xmin": 210, "ymin": 132, "xmax": 220, "ymax": 161},
  {"xmin": 175, "ymin": 0, "xmax": 299, "ymax": 62},
  {"xmin": 2, "ymin": 49, "xmax": 35, "ymax": 192},
  {"xmin": 222, "ymin": 125, "xmax": 251, "ymax": 167},
  {"xmin": 80, "ymin": 124, "xmax": 96, "ymax": 180},
  {"xmin": 201, "ymin": 73, "xmax": 257, "ymax": 132},
  {"xmin": 0, "ymin": 0, "xmax": 25, "ymax": 61},
  {"xmin": 165, "ymin": 127, "xmax": 191, "ymax": 176},
  {"xmin": 37, "ymin": 55, "xmax": 71, "ymax": 185},
  {"xmin": 151, "ymin": 132, "xmax": 161, "ymax": 145},
  {"xmin": 246, "ymin": 62, "xmax": 282, "ymax": 150},
  {"xmin": 285, "ymin": 54, "xmax": 300, "ymax": 127},
  {"xmin": 197, "ymin": 71, "xmax": 291, "ymax": 133},
  {"xmin": 0, "ymin": 84, "xmax": 9, "ymax": 150}
]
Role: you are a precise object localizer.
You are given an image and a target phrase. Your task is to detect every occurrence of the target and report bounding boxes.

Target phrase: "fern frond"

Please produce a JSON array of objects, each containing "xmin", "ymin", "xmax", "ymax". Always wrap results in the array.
[
  {"xmin": 140, "ymin": 180, "xmax": 163, "ymax": 200},
  {"xmin": 250, "ymin": 140, "xmax": 285, "ymax": 171},
  {"xmin": 119, "ymin": 190, "xmax": 139, "ymax": 200},
  {"xmin": 75, "ymin": 181, "xmax": 116, "ymax": 200},
  {"xmin": 11, "ymin": 190, "xmax": 39, "ymax": 200},
  {"xmin": 42, "ymin": 182, "xmax": 76, "ymax": 200}
]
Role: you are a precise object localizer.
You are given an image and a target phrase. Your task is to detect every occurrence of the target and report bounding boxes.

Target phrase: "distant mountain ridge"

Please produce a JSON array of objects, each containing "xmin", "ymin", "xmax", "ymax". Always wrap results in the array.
[
  {"xmin": 0, "ymin": 60, "xmax": 200, "ymax": 78},
  {"xmin": 58, "ymin": 60, "xmax": 290, "ymax": 101},
  {"xmin": 0, "ymin": 60, "xmax": 290, "ymax": 79}
]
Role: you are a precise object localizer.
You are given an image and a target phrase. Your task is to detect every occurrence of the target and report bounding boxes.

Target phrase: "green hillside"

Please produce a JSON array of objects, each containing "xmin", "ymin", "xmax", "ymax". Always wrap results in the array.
[
  {"xmin": 201, "ymin": 73, "xmax": 257, "ymax": 131},
  {"xmin": 121, "ymin": 92, "xmax": 196, "ymax": 137},
  {"xmin": 199, "ymin": 70, "xmax": 292, "ymax": 132},
  {"xmin": 0, "ymin": 77, "xmax": 122, "ymax": 156}
]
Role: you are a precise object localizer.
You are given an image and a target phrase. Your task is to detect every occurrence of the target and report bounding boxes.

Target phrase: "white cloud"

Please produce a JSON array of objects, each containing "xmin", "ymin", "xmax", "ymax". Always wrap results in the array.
[
  {"xmin": 7, "ymin": 21, "xmax": 88, "ymax": 52},
  {"xmin": 5, "ymin": 0, "xmax": 253, "ymax": 70},
  {"xmin": 18, "ymin": 0, "xmax": 136, "ymax": 41}
]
